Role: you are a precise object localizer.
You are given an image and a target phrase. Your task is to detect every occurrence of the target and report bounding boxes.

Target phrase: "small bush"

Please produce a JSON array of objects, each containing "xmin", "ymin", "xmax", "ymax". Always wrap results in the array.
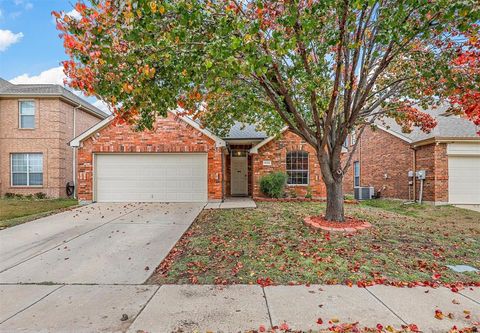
[
  {"xmin": 4, "ymin": 192, "xmax": 15, "ymax": 199},
  {"xmin": 34, "ymin": 192, "xmax": 47, "ymax": 199},
  {"xmin": 14, "ymin": 194, "xmax": 24, "ymax": 199},
  {"xmin": 25, "ymin": 194, "xmax": 34, "ymax": 200},
  {"xmin": 259, "ymin": 172, "xmax": 287, "ymax": 198},
  {"xmin": 288, "ymin": 190, "xmax": 297, "ymax": 198},
  {"xmin": 305, "ymin": 187, "xmax": 313, "ymax": 199}
]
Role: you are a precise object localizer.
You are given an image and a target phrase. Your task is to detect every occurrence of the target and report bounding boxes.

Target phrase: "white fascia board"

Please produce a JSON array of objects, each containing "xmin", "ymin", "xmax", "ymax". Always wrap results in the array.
[
  {"xmin": 249, "ymin": 127, "xmax": 289, "ymax": 154},
  {"xmin": 70, "ymin": 110, "xmax": 227, "ymax": 148},
  {"xmin": 69, "ymin": 115, "xmax": 114, "ymax": 147}
]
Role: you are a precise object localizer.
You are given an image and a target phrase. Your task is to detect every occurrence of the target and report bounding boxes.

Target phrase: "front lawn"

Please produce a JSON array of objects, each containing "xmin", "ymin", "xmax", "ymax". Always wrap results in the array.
[
  {"xmin": 148, "ymin": 200, "xmax": 480, "ymax": 286},
  {"xmin": 0, "ymin": 198, "xmax": 78, "ymax": 229}
]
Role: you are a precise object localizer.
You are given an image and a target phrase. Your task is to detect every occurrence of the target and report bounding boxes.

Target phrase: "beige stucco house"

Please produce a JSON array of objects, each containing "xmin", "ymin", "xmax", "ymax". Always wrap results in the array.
[{"xmin": 0, "ymin": 78, "xmax": 108, "ymax": 198}]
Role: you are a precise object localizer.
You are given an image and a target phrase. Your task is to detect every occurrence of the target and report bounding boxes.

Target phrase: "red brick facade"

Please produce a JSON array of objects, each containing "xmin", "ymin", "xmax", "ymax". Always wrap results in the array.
[
  {"xmin": 76, "ymin": 113, "xmax": 224, "ymax": 202},
  {"xmin": 75, "ymin": 114, "xmax": 453, "ymax": 204},
  {"xmin": 343, "ymin": 127, "xmax": 414, "ymax": 200},
  {"xmin": 252, "ymin": 131, "xmax": 327, "ymax": 199},
  {"xmin": 342, "ymin": 127, "xmax": 449, "ymax": 203},
  {"xmin": 414, "ymin": 143, "xmax": 448, "ymax": 203}
]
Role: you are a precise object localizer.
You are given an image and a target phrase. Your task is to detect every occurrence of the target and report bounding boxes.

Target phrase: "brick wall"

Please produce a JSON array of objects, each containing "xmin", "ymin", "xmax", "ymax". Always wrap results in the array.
[
  {"xmin": 415, "ymin": 143, "xmax": 448, "ymax": 202},
  {"xmin": 76, "ymin": 112, "xmax": 224, "ymax": 201},
  {"xmin": 0, "ymin": 97, "xmax": 101, "ymax": 198},
  {"xmin": 342, "ymin": 126, "xmax": 449, "ymax": 203},
  {"xmin": 343, "ymin": 127, "xmax": 415, "ymax": 199},
  {"xmin": 252, "ymin": 131, "xmax": 326, "ymax": 198}
]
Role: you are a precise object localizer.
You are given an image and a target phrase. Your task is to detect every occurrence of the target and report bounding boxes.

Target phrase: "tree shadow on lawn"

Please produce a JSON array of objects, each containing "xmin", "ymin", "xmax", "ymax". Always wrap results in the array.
[{"xmin": 147, "ymin": 201, "xmax": 480, "ymax": 287}]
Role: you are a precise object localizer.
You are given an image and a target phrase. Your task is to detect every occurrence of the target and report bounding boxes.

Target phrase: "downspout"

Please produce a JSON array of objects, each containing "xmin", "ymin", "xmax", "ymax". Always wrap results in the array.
[
  {"xmin": 72, "ymin": 104, "xmax": 81, "ymax": 199},
  {"xmin": 412, "ymin": 147, "xmax": 416, "ymax": 202}
]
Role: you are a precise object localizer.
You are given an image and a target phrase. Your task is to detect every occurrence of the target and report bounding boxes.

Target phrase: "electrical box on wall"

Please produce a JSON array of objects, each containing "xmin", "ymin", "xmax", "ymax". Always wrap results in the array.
[
  {"xmin": 408, "ymin": 170, "xmax": 414, "ymax": 178},
  {"xmin": 416, "ymin": 170, "xmax": 426, "ymax": 180}
]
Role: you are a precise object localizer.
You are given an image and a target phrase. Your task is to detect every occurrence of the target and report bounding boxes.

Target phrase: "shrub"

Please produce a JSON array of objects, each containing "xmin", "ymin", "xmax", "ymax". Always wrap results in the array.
[
  {"xmin": 14, "ymin": 194, "xmax": 24, "ymax": 199},
  {"xmin": 305, "ymin": 186, "xmax": 313, "ymax": 199},
  {"xmin": 25, "ymin": 194, "xmax": 34, "ymax": 200},
  {"xmin": 4, "ymin": 192, "xmax": 15, "ymax": 199},
  {"xmin": 259, "ymin": 172, "xmax": 287, "ymax": 198},
  {"xmin": 34, "ymin": 192, "xmax": 47, "ymax": 199}
]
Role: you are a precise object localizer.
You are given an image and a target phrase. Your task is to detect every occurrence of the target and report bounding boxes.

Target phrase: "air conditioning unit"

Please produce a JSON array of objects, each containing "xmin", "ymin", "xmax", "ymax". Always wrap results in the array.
[{"xmin": 354, "ymin": 186, "xmax": 374, "ymax": 200}]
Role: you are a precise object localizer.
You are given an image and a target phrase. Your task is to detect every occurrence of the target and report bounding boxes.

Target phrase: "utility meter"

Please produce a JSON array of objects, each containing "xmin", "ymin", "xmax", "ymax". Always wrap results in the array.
[{"xmin": 416, "ymin": 170, "xmax": 426, "ymax": 180}]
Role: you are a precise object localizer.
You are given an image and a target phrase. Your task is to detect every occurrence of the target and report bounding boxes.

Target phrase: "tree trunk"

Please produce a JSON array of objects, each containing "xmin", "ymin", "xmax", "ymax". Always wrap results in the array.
[{"xmin": 324, "ymin": 179, "xmax": 345, "ymax": 222}]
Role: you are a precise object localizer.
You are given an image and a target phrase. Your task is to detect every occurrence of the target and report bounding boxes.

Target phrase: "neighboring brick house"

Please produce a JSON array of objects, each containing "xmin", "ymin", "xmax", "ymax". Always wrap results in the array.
[
  {"xmin": 0, "ymin": 78, "xmax": 108, "ymax": 198},
  {"xmin": 343, "ymin": 106, "xmax": 480, "ymax": 205},
  {"xmin": 70, "ymin": 104, "xmax": 478, "ymax": 205}
]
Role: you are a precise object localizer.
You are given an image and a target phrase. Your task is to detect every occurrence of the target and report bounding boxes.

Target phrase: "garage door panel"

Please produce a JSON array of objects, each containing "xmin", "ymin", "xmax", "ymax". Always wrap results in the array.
[
  {"xmin": 448, "ymin": 155, "xmax": 480, "ymax": 204},
  {"xmin": 95, "ymin": 154, "xmax": 208, "ymax": 202}
]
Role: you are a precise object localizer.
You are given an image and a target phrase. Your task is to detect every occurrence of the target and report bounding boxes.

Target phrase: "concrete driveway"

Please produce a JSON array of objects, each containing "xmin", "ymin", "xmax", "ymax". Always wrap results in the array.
[{"xmin": 0, "ymin": 202, "xmax": 204, "ymax": 284}]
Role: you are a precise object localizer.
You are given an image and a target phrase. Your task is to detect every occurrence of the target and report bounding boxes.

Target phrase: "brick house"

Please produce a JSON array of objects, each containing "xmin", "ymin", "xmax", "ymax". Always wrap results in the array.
[
  {"xmin": 71, "ymin": 105, "xmax": 478, "ymax": 205},
  {"xmin": 343, "ymin": 106, "xmax": 480, "ymax": 205},
  {"xmin": 0, "ymin": 78, "xmax": 108, "ymax": 198}
]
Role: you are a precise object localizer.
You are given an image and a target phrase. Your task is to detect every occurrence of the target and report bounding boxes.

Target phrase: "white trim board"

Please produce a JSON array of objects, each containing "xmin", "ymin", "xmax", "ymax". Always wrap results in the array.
[
  {"xmin": 249, "ymin": 126, "xmax": 289, "ymax": 154},
  {"xmin": 69, "ymin": 110, "xmax": 226, "ymax": 148}
]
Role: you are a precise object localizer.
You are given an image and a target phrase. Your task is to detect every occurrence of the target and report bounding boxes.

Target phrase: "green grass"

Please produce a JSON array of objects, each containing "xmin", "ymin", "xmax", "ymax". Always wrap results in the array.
[
  {"xmin": 0, "ymin": 198, "xmax": 78, "ymax": 228},
  {"xmin": 148, "ymin": 200, "xmax": 480, "ymax": 286}
]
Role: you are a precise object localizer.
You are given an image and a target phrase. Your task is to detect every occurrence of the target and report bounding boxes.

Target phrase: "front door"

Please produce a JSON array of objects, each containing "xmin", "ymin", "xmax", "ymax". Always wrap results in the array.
[{"xmin": 231, "ymin": 150, "xmax": 248, "ymax": 196}]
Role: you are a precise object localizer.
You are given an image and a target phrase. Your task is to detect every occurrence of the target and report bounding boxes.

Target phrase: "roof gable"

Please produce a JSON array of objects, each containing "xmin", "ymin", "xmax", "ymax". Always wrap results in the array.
[
  {"xmin": 70, "ymin": 110, "xmax": 226, "ymax": 148},
  {"xmin": 0, "ymin": 78, "xmax": 108, "ymax": 119}
]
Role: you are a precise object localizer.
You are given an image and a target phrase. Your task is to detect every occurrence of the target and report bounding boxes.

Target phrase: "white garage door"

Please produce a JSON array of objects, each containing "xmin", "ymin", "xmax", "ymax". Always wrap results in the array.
[
  {"xmin": 448, "ymin": 156, "xmax": 480, "ymax": 204},
  {"xmin": 95, "ymin": 154, "xmax": 208, "ymax": 202}
]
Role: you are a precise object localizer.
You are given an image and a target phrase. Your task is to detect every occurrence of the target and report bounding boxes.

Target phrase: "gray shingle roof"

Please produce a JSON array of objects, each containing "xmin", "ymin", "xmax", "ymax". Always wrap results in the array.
[
  {"xmin": 224, "ymin": 122, "xmax": 267, "ymax": 139},
  {"xmin": 0, "ymin": 78, "xmax": 108, "ymax": 119},
  {"xmin": 378, "ymin": 104, "xmax": 480, "ymax": 143}
]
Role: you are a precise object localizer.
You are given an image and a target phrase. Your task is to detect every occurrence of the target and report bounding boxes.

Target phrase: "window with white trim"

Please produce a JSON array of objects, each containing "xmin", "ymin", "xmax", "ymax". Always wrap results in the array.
[
  {"xmin": 11, "ymin": 153, "xmax": 43, "ymax": 186},
  {"xmin": 353, "ymin": 161, "xmax": 360, "ymax": 187},
  {"xmin": 286, "ymin": 151, "xmax": 309, "ymax": 185},
  {"xmin": 19, "ymin": 101, "xmax": 35, "ymax": 129}
]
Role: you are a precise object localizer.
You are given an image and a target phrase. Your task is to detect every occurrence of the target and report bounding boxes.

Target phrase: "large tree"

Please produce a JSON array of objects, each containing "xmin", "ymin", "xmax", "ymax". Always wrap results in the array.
[{"xmin": 55, "ymin": 0, "xmax": 479, "ymax": 221}]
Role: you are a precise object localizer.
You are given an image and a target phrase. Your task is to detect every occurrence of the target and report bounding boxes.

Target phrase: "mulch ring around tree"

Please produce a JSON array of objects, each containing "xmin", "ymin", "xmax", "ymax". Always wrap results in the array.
[{"xmin": 304, "ymin": 215, "xmax": 372, "ymax": 232}]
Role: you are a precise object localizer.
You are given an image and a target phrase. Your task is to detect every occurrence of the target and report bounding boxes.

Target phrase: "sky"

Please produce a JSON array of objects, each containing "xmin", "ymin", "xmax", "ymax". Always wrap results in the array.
[{"xmin": 0, "ymin": 0, "xmax": 108, "ymax": 111}]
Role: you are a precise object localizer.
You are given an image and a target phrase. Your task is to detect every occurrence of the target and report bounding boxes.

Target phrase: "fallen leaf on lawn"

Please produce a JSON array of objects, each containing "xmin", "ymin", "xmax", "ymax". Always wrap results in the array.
[
  {"xmin": 316, "ymin": 318, "xmax": 323, "ymax": 325},
  {"xmin": 386, "ymin": 325, "xmax": 395, "ymax": 332},
  {"xmin": 452, "ymin": 299, "xmax": 460, "ymax": 304},
  {"xmin": 279, "ymin": 322, "xmax": 289, "ymax": 331},
  {"xmin": 435, "ymin": 309, "xmax": 444, "ymax": 320}
]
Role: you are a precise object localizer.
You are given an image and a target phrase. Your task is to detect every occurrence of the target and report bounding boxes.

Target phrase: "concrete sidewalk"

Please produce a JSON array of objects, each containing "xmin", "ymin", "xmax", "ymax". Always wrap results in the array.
[{"xmin": 0, "ymin": 284, "xmax": 478, "ymax": 332}]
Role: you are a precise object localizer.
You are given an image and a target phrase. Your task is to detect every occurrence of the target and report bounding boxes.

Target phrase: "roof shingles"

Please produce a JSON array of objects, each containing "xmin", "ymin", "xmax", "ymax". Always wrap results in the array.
[{"xmin": 0, "ymin": 78, "xmax": 108, "ymax": 119}]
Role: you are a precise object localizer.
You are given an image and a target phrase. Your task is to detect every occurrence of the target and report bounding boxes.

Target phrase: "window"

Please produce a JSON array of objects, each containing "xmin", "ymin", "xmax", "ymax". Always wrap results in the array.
[
  {"xmin": 19, "ymin": 101, "xmax": 35, "ymax": 129},
  {"xmin": 286, "ymin": 151, "xmax": 309, "ymax": 185},
  {"xmin": 11, "ymin": 153, "xmax": 43, "ymax": 186},
  {"xmin": 343, "ymin": 136, "xmax": 349, "ymax": 148},
  {"xmin": 353, "ymin": 161, "xmax": 360, "ymax": 187}
]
